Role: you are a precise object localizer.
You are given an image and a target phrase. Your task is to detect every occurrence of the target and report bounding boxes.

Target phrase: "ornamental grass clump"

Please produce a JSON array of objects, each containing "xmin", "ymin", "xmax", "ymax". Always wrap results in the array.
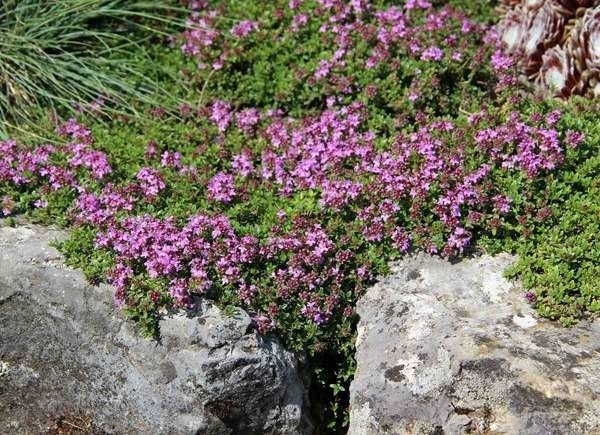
[{"xmin": 0, "ymin": 0, "xmax": 182, "ymax": 134}]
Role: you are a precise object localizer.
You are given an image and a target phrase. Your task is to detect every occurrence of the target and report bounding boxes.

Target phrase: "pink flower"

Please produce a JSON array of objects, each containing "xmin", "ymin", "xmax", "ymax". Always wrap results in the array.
[
  {"xmin": 230, "ymin": 20, "xmax": 259, "ymax": 38},
  {"xmin": 545, "ymin": 110, "xmax": 562, "ymax": 126},
  {"xmin": 566, "ymin": 130, "xmax": 585, "ymax": 148},
  {"xmin": 1, "ymin": 196, "xmax": 14, "ymax": 216},
  {"xmin": 421, "ymin": 46, "xmax": 443, "ymax": 61},
  {"xmin": 409, "ymin": 91, "xmax": 421, "ymax": 101},
  {"xmin": 108, "ymin": 263, "xmax": 133, "ymax": 306},
  {"xmin": 34, "ymin": 198, "xmax": 48, "ymax": 209},
  {"xmin": 357, "ymin": 266, "xmax": 371, "ymax": 281},
  {"xmin": 447, "ymin": 227, "xmax": 471, "ymax": 254},
  {"xmin": 405, "ymin": 0, "xmax": 432, "ymax": 10},
  {"xmin": 136, "ymin": 167, "xmax": 165, "ymax": 197},
  {"xmin": 493, "ymin": 194, "xmax": 512, "ymax": 214},
  {"xmin": 452, "ymin": 51, "xmax": 463, "ymax": 61},
  {"xmin": 68, "ymin": 144, "xmax": 112, "ymax": 179},
  {"xmin": 231, "ymin": 152, "xmax": 255, "ymax": 177},
  {"xmin": 319, "ymin": 179, "xmax": 362, "ymax": 210},
  {"xmin": 188, "ymin": 0, "xmax": 208, "ymax": 10},
  {"xmin": 207, "ymin": 171, "xmax": 236, "ymax": 203},
  {"xmin": 301, "ymin": 301, "xmax": 329, "ymax": 325},
  {"xmin": 56, "ymin": 119, "xmax": 93, "ymax": 144},
  {"xmin": 392, "ymin": 227, "xmax": 411, "ymax": 253},
  {"xmin": 491, "ymin": 50, "xmax": 514, "ymax": 71},
  {"xmin": 292, "ymin": 13, "xmax": 309, "ymax": 31},
  {"xmin": 235, "ymin": 108, "xmax": 261, "ymax": 135},
  {"xmin": 160, "ymin": 151, "xmax": 182, "ymax": 169},
  {"xmin": 253, "ymin": 314, "xmax": 276, "ymax": 334},
  {"xmin": 145, "ymin": 140, "xmax": 158, "ymax": 159},
  {"xmin": 210, "ymin": 100, "xmax": 233, "ymax": 132},
  {"xmin": 238, "ymin": 282, "xmax": 258, "ymax": 304},
  {"xmin": 169, "ymin": 278, "xmax": 190, "ymax": 306}
]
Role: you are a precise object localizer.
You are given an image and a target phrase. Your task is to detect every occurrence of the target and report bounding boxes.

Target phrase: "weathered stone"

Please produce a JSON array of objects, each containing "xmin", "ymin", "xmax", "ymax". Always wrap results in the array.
[
  {"xmin": 0, "ymin": 225, "xmax": 312, "ymax": 434},
  {"xmin": 349, "ymin": 253, "xmax": 600, "ymax": 435}
]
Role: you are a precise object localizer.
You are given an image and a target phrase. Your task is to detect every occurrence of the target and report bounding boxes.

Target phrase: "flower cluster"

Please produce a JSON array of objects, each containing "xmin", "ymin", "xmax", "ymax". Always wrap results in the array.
[
  {"xmin": 0, "ymin": 1, "xmax": 586, "ymax": 339},
  {"xmin": 181, "ymin": 4, "xmax": 260, "ymax": 70},
  {"xmin": 207, "ymin": 171, "xmax": 236, "ymax": 203},
  {"xmin": 0, "ymin": 119, "xmax": 114, "ymax": 212},
  {"xmin": 1, "ymin": 1, "xmax": 595, "ymax": 430},
  {"xmin": 96, "ymin": 213, "xmax": 259, "ymax": 306},
  {"xmin": 230, "ymin": 20, "xmax": 259, "ymax": 38}
]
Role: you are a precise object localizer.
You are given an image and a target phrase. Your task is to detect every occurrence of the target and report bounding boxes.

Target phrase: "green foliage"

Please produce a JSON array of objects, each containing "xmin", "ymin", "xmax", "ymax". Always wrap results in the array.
[
  {"xmin": 56, "ymin": 226, "xmax": 115, "ymax": 284},
  {"xmin": 178, "ymin": 0, "xmax": 498, "ymax": 123},
  {"xmin": 481, "ymin": 98, "xmax": 600, "ymax": 325},
  {"xmin": 1, "ymin": 0, "xmax": 598, "ymax": 432}
]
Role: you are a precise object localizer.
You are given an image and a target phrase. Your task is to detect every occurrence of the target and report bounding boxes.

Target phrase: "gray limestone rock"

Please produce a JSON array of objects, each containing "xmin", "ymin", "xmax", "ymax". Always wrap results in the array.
[
  {"xmin": 0, "ymin": 225, "xmax": 312, "ymax": 434},
  {"xmin": 349, "ymin": 253, "xmax": 600, "ymax": 435}
]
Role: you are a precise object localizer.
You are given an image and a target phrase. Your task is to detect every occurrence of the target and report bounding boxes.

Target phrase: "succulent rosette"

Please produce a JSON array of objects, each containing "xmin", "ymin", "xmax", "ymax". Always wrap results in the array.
[
  {"xmin": 523, "ymin": 0, "xmax": 545, "ymax": 11},
  {"xmin": 563, "ymin": 5, "xmax": 600, "ymax": 95},
  {"xmin": 498, "ymin": 7, "xmax": 528, "ymax": 52},
  {"xmin": 537, "ymin": 46, "xmax": 580, "ymax": 96},
  {"xmin": 500, "ymin": 0, "xmax": 522, "ymax": 6},
  {"xmin": 579, "ymin": 6, "xmax": 600, "ymax": 70},
  {"xmin": 496, "ymin": 0, "xmax": 600, "ymax": 98},
  {"xmin": 579, "ymin": 6, "xmax": 600, "ymax": 95},
  {"xmin": 525, "ymin": 3, "xmax": 569, "ymax": 75}
]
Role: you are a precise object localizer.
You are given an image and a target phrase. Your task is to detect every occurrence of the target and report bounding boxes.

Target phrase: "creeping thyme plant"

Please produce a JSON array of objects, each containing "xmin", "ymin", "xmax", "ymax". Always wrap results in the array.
[{"xmin": 1, "ymin": 0, "xmax": 598, "ymax": 431}]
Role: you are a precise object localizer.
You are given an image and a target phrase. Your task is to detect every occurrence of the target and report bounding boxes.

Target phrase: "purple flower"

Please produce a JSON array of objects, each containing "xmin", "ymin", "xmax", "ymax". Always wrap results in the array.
[
  {"xmin": 34, "ymin": 198, "xmax": 48, "ymax": 209},
  {"xmin": 491, "ymin": 50, "xmax": 513, "ymax": 71},
  {"xmin": 235, "ymin": 108, "xmax": 261, "ymax": 135},
  {"xmin": 314, "ymin": 59, "xmax": 333, "ymax": 79},
  {"xmin": 188, "ymin": 0, "xmax": 207, "ymax": 10},
  {"xmin": 447, "ymin": 227, "xmax": 471, "ymax": 254},
  {"xmin": 207, "ymin": 171, "xmax": 236, "ymax": 203},
  {"xmin": 566, "ymin": 130, "xmax": 585, "ymax": 148},
  {"xmin": 392, "ymin": 227, "xmax": 411, "ymax": 253},
  {"xmin": 136, "ymin": 167, "xmax": 166, "ymax": 197},
  {"xmin": 161, "ymin": 151, "xmax": 182, "ymax": 169},
  {"xmin": 238, "ymin": 282, "xmax": 258, "ymax": 305},
  {"xmin": 231, "ymin": 152, "xmax": 255, "ymax": 177},
  {"xmin": 319, "ymin": 179, "xmax": 362, "ymax": 210},
  {"xmin": 210, "ymin": 100, "xmax": 233, "ymax": 132},
  {"xmin": 76, "ymin": 192, "xmax": 109, "ymax": 225},
  {"xmin": 524, "ymin": 291, "xmax": 537, "ymax": 303},
  {"xmin": 56, "ymin": 119, "xmax": 93, "ymax": 144},
  {"xmin": 1, "ymin": 196, "xmax": 14, "ymax": 216},
  {"xmin": 291, "ymin": 13, "xmax": 309, "ymax": 31},
  {"xmin": 545, "ymin": 110, "xmax": 562, "ymax": 126},
  {"xmin": 357, "ymin": 266, "xmax": 371, "ymax": 281},
  {"xmin": 421, "ymin": 46, "xmax": 443, "ymax": 61},
  {"xmin": 169, "ymin": 278, "xmax": 190, "ymax": 306},
  {"xmin": 107, "ymin": 262, "xmax": 133, "ymax": 306},
  {"xmin": 301, "ymin": 301, "xmax": 329, "ymax": 325},
  {"xmin": 230, "ymin": 20, "xmax": 259, "ymax": 38},
  {"xmin": 253, "ymin": 314, "xmax": 275, "ymax": 334},
  {"xmin": 493, "ymin": 194, "xmax": 512, "ymax": 214},
  {"xmin": 68, "ymin": 144, "xmax": 112, "ymax": 179},
  {"xmin": 405, "ymin": 0, "xmax": 432, "ymax": 10}
]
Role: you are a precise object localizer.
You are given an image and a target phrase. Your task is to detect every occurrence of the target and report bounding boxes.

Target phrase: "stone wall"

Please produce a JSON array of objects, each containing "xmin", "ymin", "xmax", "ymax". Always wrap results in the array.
[
  {"xmin": 349, "ymin": 253, "xmax": 600, "ymax": 435},
  {"xmin": 0, "ymin": 225, "xmax": 312, "ymax": 434}
]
